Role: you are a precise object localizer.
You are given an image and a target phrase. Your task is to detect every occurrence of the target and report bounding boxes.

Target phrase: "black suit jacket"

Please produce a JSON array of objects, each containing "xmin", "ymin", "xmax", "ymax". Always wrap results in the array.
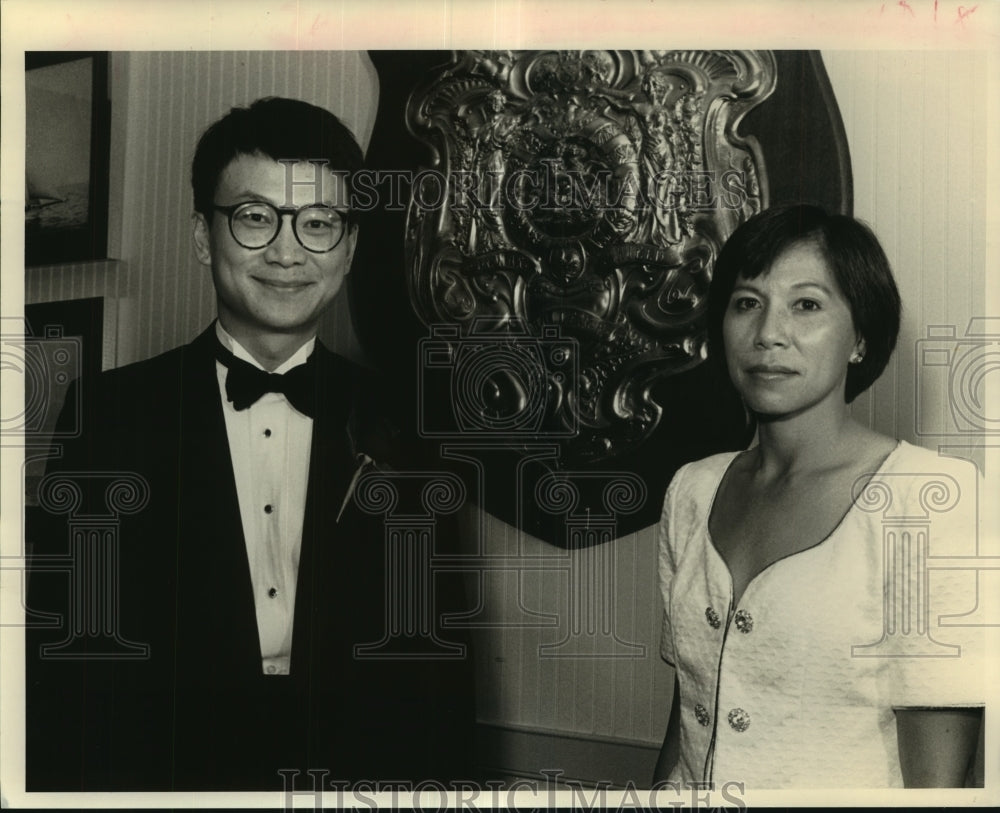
[{"xmin": 26, "ymin": 326, "xmax": 475, "ymax": 791}]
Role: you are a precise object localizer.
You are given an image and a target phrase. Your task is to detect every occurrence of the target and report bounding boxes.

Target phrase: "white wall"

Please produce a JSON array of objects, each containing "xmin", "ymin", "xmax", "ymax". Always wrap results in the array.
[{"xmin": 825, "ymin": 51, "xmax": 988, "ymax": 465}]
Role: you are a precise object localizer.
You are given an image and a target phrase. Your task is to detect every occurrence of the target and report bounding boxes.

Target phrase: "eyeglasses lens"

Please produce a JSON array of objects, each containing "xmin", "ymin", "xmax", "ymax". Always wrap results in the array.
[{"xmin": 230, "ymin": 202, "xmax": 344, "ymax": 252}]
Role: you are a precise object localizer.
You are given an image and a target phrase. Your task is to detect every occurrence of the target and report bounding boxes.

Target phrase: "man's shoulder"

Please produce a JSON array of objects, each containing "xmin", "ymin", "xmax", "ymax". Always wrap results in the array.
[
  {"xmin": 314, "ymin": 345, "xmax": 393, "ymax": 412},
  {"xmin": 314, "ymin": 346, "xmax": 412, "ymax": 463},
  {"xmin": 99, "ymin": 344, "xmax": 188, "ymax": 386},
  {"xmin": 314, "ymin": 344, "xmax": 378, "ymax": 384},
  {"xmin": 89, "ymin": 329, "xmax": 213, "ymax": 392},
  {"xmin": 68, "ymin": 333, "xmax": 215, "ymax": 435}
]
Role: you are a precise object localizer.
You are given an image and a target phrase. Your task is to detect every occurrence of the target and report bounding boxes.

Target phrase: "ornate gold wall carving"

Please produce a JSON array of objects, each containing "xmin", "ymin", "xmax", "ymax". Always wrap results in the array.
[{"xmin": 404, "ymin": 50, "xmax": 775, "ymax": 461}]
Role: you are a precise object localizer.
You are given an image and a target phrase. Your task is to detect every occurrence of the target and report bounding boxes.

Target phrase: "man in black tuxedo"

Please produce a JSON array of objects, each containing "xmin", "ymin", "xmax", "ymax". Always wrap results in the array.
[{"xmin": 26, "ymin": 97, "xmax": 474, "ymax": 792}]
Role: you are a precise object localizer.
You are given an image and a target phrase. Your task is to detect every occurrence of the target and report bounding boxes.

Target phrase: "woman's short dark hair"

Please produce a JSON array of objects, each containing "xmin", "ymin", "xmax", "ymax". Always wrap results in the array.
[
  {"xmin": 191, "ymin": 97, "xmax": 364, "ymax": 219},
  {"xmin": 706, "ymin": 204, "xmax": 901, "ymax": 403}
]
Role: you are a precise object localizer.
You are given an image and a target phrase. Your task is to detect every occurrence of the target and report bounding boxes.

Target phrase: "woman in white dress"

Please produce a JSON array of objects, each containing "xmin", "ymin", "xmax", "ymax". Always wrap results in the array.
[{"xmin": 654, "ymin": 205, "xmax": 984, "ymax": 788}]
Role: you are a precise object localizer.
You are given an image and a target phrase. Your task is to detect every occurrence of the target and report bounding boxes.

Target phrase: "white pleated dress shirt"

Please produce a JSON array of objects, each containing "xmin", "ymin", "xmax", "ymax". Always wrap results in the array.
[{"xmin": 215, "ymin": 322, "xmax": 313, "ymax": 676}]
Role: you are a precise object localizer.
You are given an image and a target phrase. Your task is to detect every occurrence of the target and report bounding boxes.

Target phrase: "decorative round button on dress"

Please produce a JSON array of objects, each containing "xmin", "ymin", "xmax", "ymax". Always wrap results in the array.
[
  {"xmin": 727, "ymin": 707, "xmax": 751, "ymax": 732},
  {"xmin": 704, "ymin": 607, "xmax": 721, "ymax": 629},
  {"xmin": 694, "ymin": 704, "xmax": 711, "ymax": 726},
  {"xmin": 734, "ymin": 608, "xmax": 753, "ymax": 634}
]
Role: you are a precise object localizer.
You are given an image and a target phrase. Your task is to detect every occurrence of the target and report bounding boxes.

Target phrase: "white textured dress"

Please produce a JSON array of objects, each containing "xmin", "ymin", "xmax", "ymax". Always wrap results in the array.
[{"xmin": 658, "ymin": 441, "xmax": 986, "ymax": 788}]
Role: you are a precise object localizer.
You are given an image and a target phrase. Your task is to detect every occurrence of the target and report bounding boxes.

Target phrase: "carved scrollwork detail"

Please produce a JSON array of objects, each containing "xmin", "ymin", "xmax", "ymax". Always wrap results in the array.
[{"xmin": 406, "ymin": 50, "xmax": 775, "ymax": 461}]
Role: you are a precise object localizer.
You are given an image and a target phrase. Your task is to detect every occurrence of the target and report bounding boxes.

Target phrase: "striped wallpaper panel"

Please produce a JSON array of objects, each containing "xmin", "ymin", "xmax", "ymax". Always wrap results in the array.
[{"xmin": 826, "ymin": 51, "xmax": 988, "ymax": 460}]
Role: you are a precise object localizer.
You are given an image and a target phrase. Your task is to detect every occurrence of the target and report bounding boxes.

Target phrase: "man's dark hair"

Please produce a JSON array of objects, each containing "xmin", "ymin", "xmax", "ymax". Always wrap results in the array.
[
  {"xmin": 706, "ymin": 204, "xmax": 902, "ymax": 403},
  {"xmin": 191, "ymin": 96, "xmax": 364, "ymax": 218}
]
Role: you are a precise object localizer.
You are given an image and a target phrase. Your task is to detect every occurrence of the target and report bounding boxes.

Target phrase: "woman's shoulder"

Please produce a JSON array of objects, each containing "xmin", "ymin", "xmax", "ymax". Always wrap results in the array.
[
  {"xmin": 667, "ymin": 449, "xmax": 744, "ymax": 502},
  {"xmin": 881, "ymin": 439, "xmax": 982, "ymax": 482},
  {"xmin": 836, "ymin": 431, "xmax": 983, "ymax": 503},
  {"xmin": 659, "ymin": 451, "xmax": 742, "ymax": 555},
  {"xmin": 863, "ymin": 440, "xmax": 982, "ymax": 548}
]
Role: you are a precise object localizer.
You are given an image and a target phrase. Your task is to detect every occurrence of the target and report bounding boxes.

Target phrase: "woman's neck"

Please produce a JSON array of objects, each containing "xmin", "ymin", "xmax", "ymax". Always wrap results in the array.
[{"xmin": 752, "ymin": 400, "xmax": 862, "ymax": 479}]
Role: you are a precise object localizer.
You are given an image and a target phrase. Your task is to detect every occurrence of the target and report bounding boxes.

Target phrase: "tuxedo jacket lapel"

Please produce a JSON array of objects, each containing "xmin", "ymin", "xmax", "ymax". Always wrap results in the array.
[
  {"xmin": 173, "ymin": 327, "xmax": 262, "ymax": 677},
  {"xmin": 174, "ymin": 331, "xmax": 365, "ymax": 681},
  {"xmin": 291, "ymin": 346, "xmax": 360, "ymax": 678}
]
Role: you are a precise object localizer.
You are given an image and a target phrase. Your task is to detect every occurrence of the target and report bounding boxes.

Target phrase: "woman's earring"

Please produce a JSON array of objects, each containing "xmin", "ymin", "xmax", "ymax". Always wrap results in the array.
[{"xmin": 849, "ymin": 351, "xmax": 865, "ymax": 365}]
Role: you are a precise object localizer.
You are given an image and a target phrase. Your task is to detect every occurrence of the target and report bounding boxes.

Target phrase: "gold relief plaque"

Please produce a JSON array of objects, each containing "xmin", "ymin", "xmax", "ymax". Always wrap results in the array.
[{"xmin": 405, "ymin": 50, "xmax": 775, "ymax": 461}]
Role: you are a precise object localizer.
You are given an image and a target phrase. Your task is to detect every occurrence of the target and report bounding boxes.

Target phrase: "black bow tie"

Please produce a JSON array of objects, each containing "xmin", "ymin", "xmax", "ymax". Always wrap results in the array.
[{"xmin": 215, "ymin": 341, "xmax": 317, "ymax": 418}]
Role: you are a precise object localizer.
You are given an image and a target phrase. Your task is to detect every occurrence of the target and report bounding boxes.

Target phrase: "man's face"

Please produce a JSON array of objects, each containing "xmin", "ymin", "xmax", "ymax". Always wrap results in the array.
[{"xmin": 193, "ymin": 153, "xmax": 357, "ymax": 348}]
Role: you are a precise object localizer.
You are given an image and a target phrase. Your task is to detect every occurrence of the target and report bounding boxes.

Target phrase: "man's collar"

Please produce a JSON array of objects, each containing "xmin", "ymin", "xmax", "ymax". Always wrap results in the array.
[{"xmin": 214, "ymin": 320, "xmax": 316, "ymax": 374}]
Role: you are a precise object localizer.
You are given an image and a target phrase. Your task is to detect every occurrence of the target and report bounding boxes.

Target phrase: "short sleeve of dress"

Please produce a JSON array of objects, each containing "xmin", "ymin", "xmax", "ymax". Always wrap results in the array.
[
  {"xmin": 881, "ymin": 452, "xmax": 989, "ymax": 710},
  {"xmin": 658, "ymin": 466, "xmax": 687, "ymax": 667}
]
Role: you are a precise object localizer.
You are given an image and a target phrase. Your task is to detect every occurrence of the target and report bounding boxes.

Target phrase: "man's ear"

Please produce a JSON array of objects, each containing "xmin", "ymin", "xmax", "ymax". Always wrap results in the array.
[{"xmin": 192, "ymin": 212, "xmax": 212, "ymax": 267}]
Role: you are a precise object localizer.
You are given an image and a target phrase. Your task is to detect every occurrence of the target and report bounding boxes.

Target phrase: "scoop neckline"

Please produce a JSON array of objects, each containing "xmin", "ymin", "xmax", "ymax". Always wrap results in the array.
[{"xmin": 704, "ymin": 439, "xmax": 905, "ymax": 607}]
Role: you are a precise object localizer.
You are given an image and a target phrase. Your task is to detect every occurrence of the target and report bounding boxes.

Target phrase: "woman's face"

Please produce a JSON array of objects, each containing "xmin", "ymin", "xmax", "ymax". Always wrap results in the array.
[{"xmin": 722, "ymin": 240, "xmax": 864, "ymax": 420}]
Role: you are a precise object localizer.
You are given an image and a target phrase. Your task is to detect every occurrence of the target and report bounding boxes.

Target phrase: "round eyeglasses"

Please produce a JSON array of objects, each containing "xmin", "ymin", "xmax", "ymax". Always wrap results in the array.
[{"xmin": 213, "ymin": 201, "xmax": 350, "ymax": 253}]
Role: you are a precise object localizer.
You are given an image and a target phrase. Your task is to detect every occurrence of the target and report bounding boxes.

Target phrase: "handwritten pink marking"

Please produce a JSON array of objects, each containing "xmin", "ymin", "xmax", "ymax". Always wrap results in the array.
[
  {"xmin": 956, "ymin": 4, "xmax": 978, "ymax": 23},
  {"xmin": 898, "ymin": 0, "xmax": 915, "ymax": 16}
]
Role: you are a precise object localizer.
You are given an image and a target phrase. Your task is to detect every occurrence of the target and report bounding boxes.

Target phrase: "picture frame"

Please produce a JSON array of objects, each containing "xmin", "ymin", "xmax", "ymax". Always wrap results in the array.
[{"xmin": 24, "ymin": 52, "xmax": 110, "ymax": 266}]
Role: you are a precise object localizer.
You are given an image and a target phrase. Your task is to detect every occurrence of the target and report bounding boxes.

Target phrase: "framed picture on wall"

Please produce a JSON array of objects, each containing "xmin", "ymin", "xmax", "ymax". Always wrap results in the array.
[{"xmin": 24, "ymin": 52, "xmax": 110, "ymax": 266}]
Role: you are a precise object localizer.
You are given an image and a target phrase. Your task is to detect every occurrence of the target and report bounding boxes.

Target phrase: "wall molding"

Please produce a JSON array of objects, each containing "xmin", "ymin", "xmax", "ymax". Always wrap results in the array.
[{"xmin": 476, "ymin": 721, "xmax": 658, "ymax": 789}]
